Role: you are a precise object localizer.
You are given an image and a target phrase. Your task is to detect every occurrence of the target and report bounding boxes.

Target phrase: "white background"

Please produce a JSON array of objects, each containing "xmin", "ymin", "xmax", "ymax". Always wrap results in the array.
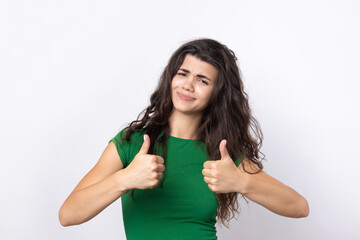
[{"xmin": 1, "ymin": 0, "xmax": 359, "ymax": 239}]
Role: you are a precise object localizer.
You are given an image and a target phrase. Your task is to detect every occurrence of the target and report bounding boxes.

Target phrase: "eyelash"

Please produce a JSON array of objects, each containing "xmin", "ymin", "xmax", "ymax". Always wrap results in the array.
[{"xmin": 177, "ymin": 73, "xmax": 208, "ymax": 85}]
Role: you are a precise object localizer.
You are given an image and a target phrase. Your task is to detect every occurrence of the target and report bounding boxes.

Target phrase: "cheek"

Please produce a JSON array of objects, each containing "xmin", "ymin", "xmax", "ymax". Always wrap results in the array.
[
  {"xmin": 171, "ymin": 78, "xmax": 181, "ymax": 88},
  {"xmin": 171, "ymin": 81, "xmax": 184, "ymax": 98},
  {"xmin": 171, "ymin": 80, "xmax": 179, "ymax": 99},
  {"xmin": 200, "ymin": 88, "xmax": 214, "ymax": 101}
]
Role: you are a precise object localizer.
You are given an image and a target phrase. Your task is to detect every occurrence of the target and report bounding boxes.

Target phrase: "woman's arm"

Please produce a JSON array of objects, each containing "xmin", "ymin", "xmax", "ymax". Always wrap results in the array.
[
  {"xmin": 203, "ymin": 140, "xmax": 309, "ymax": 218},
  {"xmin": 237, "ymin": 158, "xmax": 309, "ymax": 218},
  {"xmin": 58, "ymin": 142, "xmax": 130, "ymax": 226}
]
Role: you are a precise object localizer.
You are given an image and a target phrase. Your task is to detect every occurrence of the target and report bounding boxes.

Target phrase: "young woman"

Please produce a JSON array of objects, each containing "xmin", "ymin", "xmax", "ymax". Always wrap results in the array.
[{"xmin": 59, "ymin": 38, "xmax": 309, "ymax": 239}]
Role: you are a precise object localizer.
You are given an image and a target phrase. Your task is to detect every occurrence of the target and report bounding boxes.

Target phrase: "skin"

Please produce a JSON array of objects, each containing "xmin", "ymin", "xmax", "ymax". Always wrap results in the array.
[
  {"xmin": 202, "ymin": 140, "xmax": 310, "ymax": 217},
  {"xmin": 169, "ymin": 54, "xmax": 218, "ymax": 139},
  {"xmin": 59, "ymin": 54, "xmax": 308, "ymax": 227}
]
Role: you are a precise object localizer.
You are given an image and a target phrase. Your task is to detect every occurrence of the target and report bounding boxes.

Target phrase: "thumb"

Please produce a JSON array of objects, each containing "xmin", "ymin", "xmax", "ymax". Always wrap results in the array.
[
  {"xmin": 219, "ymin": 139, "xmax": 230, "ymax": 160},
  {"xmin": 138, "ymin": 134, "xmax": 150, "ymax": 154}
]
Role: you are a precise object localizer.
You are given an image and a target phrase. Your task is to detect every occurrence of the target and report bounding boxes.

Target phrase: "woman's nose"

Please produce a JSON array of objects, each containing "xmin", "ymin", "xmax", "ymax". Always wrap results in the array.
[{"xmin": 182, "ymin": 76, "xmax": 194, "ymax": 91}]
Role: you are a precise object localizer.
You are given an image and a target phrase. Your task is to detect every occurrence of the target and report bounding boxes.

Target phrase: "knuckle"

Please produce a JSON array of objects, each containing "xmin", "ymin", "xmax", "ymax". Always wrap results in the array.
[
  {"xmin": 156, "ymin": 165, "xmax": 163, "ymax": 172},
  {"xmin": 152, "ymin": 180, "xmax": 159, "ymax": 187}
]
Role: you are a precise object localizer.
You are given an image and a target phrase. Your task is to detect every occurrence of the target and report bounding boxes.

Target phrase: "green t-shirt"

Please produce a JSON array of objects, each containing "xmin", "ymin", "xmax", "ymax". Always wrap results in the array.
[{"xmin": 109, "ymin": 129, "xmax": 244, "ymax": 240}]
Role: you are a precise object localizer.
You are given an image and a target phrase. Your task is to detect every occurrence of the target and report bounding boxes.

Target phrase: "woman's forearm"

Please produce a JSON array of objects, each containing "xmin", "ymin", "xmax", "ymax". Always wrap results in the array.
[
  {"xmin": 59, "ymin": 169, "xmax": 129, "ymax": 226},
  {"xmin": 239, "ymin": 172, "xmax": 309, "ymax": 218}
]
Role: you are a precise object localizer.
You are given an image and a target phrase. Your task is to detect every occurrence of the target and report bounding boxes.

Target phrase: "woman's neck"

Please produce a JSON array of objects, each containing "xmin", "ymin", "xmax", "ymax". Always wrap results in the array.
[{"xmin": 168, "ymin": 110, "xmax": 203, "ymax": 139}]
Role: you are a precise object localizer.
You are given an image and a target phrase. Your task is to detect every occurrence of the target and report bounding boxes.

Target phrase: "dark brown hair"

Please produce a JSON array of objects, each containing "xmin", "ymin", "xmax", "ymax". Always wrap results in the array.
[{"xmin": 120, "ymin": 38, "xmax": 265, "ymax": 228}]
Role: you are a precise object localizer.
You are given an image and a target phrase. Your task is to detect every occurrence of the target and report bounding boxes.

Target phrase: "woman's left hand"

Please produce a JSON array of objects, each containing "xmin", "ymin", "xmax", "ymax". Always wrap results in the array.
[{"xmin": 202, "ymin": 139, "xmax": 242, "ymax": 193}]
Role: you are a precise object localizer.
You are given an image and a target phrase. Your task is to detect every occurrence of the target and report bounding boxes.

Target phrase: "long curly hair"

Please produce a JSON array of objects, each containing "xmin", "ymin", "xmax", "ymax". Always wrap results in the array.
[{"xmin": 119, "ymin": 38, "xmax": 265, "ymax": 228}]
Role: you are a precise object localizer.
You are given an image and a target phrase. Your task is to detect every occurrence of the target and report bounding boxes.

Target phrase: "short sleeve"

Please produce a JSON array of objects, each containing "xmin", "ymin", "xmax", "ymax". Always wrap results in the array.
[
  {"xmin": 109, "ymin": 129, "xmax": 129, "ymax": 168},
  {"xmin": 108, "ymin": 128, "xmax": 146, "ymax": 169}
]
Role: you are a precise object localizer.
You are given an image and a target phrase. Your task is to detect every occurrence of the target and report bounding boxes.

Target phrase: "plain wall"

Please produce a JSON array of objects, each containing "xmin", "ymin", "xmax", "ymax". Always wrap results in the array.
[{"xmin": 0, "ymin": 0, "xmax": 359, "ymax": 239}]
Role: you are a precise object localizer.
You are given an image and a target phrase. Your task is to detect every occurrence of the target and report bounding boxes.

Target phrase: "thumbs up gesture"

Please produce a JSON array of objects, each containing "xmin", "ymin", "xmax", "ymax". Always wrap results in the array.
[
  {"xmin": 123, "ymin": 134, "xmax": 165, "ymax": 190},
  {"xmin": 202, "ymin": 139, "xmax": 241, "ymax": 194}
]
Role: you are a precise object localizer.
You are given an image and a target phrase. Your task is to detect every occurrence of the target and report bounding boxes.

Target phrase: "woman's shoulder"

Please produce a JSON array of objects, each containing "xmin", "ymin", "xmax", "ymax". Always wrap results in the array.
[
  {"xmin": 112, "ymin": 127, "xmax": 146, "ymax": 143},
  {"xmin": 129, "ymin": 128, "xmax": 147, "ymax": 140}
]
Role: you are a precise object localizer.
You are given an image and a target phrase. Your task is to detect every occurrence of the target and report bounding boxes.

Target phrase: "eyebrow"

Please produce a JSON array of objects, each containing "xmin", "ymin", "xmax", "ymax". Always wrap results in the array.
[{"xmin": 179, "ymin": 68, "xmax": 212, "ymax": 82}]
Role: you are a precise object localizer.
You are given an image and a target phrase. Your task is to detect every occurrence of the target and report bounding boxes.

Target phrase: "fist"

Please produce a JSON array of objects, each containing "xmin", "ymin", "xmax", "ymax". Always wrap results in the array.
[
  {"xmin": 124, "ymin": 134, "xmax": 165, "ymax": 190},
  {"xmin": 202, "ymin": 139, "xmax": 240, "ymax": 193}
]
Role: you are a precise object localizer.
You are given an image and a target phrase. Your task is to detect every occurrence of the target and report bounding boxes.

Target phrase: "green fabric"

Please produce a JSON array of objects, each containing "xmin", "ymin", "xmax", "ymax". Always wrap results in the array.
[{"xmin": 109, "ymin": 129, "xmax": 245, "ymax": 240}]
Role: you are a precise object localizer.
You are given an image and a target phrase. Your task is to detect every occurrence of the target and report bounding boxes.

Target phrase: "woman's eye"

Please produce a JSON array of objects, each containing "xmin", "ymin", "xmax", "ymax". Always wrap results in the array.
[
  {"xmin": 177, "ymin": 73, "xmax": 186, "ymax": 76},
  {"xmin": 199, "ymin": 79, "xmax": 209, "ymax": 85}
]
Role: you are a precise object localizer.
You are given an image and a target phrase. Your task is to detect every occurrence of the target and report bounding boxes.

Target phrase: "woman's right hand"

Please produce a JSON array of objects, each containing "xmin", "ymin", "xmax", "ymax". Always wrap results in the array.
[{"xmin": 123, "ymin": 134, "xmax": 165, "ymax": 190}]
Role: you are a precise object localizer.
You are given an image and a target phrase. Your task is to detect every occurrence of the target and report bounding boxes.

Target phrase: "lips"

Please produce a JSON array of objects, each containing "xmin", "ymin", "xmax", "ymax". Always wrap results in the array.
[{"xmin": 177, "ymin": 92, "xmax": 196, "ymax": 101}]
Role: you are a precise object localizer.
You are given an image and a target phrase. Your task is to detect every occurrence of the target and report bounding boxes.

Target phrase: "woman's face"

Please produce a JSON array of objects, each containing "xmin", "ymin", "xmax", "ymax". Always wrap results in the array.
[{"xmin": 171, "ymin": 54, "xmax": 218, "ymax": 116}]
